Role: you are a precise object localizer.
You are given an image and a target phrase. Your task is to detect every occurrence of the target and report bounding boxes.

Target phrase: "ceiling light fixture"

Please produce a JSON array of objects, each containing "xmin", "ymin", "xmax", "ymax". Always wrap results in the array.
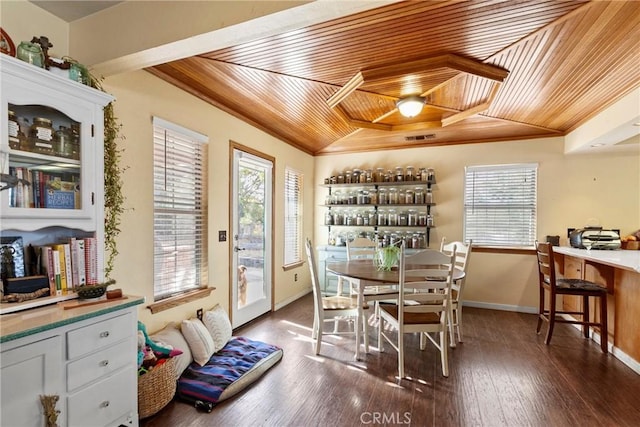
[{"xmin": 396, "ymin": 96, "xmax": 425, "ymax": 118}]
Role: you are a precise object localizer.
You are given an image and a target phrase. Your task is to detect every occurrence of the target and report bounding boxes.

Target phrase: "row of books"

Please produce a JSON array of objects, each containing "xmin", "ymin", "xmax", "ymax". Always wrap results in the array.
[
  {"xmin": 40, "ymin": 237, "xmax": 99, "ymax": 295},
  {"xmin": 8, "ymin": 166, "xmax": 80, "ymax": 209}
]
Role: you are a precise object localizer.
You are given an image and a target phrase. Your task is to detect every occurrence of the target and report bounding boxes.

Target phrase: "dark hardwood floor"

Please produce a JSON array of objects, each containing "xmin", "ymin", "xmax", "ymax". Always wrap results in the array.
[{"xmin": 140, "ymin": 294, "xmax": 640, "ymax": 427}]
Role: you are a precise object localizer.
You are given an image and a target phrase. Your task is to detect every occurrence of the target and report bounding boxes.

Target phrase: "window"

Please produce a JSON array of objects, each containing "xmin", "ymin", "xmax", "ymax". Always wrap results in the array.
[
  {"xmin": 284, "ymin": 167, "xmax": 303, "ymax": 267},
  {"xmin": 153, "ymin": 117, "xmax": 208, "ymax": 300},
  {"xmin": 463, "ymin": 163, "xmax": 537, "ymax": 247}
]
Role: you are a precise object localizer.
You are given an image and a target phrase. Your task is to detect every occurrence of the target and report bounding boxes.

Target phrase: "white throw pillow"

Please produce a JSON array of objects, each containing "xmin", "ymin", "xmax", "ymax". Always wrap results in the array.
[
  {"xmin": 150, "ymin": 321, "xmax": 193, "ymax": 379},
  {"xmin": 181, "ymin": 318, "xmax": 215, "ymax": 366},
  {"xmin": 202, "ymin": 304, "xmax": 233, "ymax": 352}
]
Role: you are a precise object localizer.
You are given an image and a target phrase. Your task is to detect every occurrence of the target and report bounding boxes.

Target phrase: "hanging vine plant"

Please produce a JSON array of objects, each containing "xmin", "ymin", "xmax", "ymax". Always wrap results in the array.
[{"xmin": 87, "ymin": 72, "xmax": 127, "ymax": 281}]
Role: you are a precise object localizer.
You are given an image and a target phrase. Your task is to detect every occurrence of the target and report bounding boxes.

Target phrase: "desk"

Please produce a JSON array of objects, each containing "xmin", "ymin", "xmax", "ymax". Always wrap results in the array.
[{"xmin": 326, "ymin": 259, "xmax": 464, "ymax": 360}]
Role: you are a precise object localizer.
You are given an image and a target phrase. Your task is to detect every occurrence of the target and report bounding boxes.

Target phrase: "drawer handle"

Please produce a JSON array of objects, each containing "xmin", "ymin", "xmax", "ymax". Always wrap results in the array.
[
  {"xmin": 100, "ymin": 401, "xmax": 110, "ymax": 408},
  {"xmin": 99, "ymin": 331, "xmax": 110, "ymax": 338},
  {"xmin": 99, "ymin": 359, "xmax": 109, "ymax": 367}
]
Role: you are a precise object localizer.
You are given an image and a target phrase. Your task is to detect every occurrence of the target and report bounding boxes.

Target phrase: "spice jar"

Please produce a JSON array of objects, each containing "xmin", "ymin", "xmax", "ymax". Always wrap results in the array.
[
  {"xmin": 54, "ymin": 126, "xmax": 74, "ymax": 158},
  {"xmin": 30, "ymin": 117, "xmax": 55, "ymax": 155},
  {"xmin": 8, "ymin": 110, "xmax": 21, "ymax": 150},
  {"xmin": 395, "ymin": 166, "xmax": 404, "ymax": 182},
  {"xmin": 405, "ymin": 166, "xmax": 415, "ymax": 181}
]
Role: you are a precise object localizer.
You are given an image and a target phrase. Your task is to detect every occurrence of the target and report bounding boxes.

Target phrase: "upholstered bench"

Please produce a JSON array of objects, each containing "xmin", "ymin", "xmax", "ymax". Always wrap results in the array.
[{"xmin": 150, "ymin": 305, "xmax": 282, "ymax": 409}]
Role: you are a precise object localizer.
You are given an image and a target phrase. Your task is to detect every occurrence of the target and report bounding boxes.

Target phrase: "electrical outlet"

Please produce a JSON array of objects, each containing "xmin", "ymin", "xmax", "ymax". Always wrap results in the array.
[
  {"xmin": 196, "ymin": 308, "xmax": 203, "ymax": 320},
  {"xmin": 218, "ymin": 230, "xmax": 227, "ymax": 242},
  {"xmin": 294, "ymin": 273, "xmax": 298, "ymax": 282}
]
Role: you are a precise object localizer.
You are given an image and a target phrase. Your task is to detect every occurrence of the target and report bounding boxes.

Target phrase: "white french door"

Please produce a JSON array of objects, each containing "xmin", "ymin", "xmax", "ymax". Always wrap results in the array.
[{"xmin": 231, "ymin": 147, "xmax": 273, "ymax": 328}]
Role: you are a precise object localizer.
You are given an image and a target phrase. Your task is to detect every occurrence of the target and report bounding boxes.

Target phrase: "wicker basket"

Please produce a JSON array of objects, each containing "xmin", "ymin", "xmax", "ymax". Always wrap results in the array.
[{"xmin": 138, "ymin": 357, "xmax": 177, "ymax": 419}]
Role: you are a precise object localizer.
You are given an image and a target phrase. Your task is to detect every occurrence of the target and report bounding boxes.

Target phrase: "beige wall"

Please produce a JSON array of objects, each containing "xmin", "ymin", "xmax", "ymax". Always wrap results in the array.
[
  {"xmin": 314, "ymin": 139, "xmax": 640, "ymax": 311},
  {"xmin": 0, "ymin": 0, "xmax": 69, "ymax": 58},
  {"xmin": 102, "ymin": 70, "xmax": 314, "ymax": 333}
]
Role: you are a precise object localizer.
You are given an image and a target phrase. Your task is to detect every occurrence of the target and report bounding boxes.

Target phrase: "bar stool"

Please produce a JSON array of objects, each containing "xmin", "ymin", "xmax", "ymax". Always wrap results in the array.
[{"xmin": 535, "ymin": 242, "xmax": 608, "ymax": 353}]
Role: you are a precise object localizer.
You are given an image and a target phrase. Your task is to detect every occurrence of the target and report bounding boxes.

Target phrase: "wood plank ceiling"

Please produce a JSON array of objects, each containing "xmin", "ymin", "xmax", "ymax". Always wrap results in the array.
[{"xmin": 148, "ymin": 0, "xmax": 640, "ymax": 156}]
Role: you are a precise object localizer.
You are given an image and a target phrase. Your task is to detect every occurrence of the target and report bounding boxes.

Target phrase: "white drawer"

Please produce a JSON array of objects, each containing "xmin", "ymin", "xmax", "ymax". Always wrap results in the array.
[
  {"xmin": 67, "ymin": 338, "xmax": 134, "ymax": 392},
  {"xmin": 67, "ymin": 313, "xmax": 133, "ymax": 360},
  {"xmin": 67, "ymin": 366, "xmax": 136, "ymax": 427}
]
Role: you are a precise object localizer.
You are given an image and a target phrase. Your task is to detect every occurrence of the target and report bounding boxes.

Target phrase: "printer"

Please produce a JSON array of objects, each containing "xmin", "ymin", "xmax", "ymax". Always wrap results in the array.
[{"xmin": 569, "ymin": 227, "xmax": 621, "ymax": 250}]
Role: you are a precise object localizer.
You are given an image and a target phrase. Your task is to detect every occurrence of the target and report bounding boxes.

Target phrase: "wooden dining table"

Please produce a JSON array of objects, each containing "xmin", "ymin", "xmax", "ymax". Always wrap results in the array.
[{"xmin": 326, "ymin": 259, "xmax": 465, "ymax": 360}]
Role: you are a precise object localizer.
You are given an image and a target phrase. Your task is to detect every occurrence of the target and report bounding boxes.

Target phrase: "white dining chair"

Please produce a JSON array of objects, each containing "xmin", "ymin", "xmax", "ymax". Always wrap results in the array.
[
  {"xmin": 346, "ymin": 237, "xmax": 399, "ymax": 319},
  {"xmin": 305, "ymin": 238, "xmax": 366, "ymax": 356},
  {"xmin": 440, "ymin": 238, "xmax": 473, "ymax": 344},
  {"xmin": 378, "ymin": 244, "xmax": 456, "ymax": 378}
]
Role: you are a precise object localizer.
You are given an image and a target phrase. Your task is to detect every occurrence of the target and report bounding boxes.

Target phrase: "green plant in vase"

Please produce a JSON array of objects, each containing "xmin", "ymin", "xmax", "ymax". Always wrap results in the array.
[{"xmin": 374, "ymin": 244, "xmax": 401, "ymax": 271}]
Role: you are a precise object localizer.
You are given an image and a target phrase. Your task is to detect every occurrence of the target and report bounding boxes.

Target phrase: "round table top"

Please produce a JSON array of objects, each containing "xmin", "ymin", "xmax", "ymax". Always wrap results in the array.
[{"xmin": 326, "ymin": 259, "xmax": 464, "ymax": 283}]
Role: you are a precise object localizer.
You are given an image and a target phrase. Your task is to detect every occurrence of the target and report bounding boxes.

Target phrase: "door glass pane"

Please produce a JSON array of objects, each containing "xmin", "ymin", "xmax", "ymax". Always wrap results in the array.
[{"xmin": 237, "ymin": 160, "xmax": 266, "ymax": 308}]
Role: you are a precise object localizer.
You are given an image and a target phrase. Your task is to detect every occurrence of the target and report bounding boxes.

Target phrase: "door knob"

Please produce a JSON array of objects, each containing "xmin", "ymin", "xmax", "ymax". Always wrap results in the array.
[{"xmin": 234, "ymin": 246, "xmax": 246, "ymax": 252}]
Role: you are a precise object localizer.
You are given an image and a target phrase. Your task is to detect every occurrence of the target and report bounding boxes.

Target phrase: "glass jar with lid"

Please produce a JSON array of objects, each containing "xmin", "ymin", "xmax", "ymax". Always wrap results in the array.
[
  {"xmin": 345, "ymin": 170, "xmax": 352, "ymax": 184},
  {"xmin": 54, "ymin": 126, "xmax": 74, "ymax": 158},
  {"xmin": 426, "ymin": 189, "xmax": 434, "ymax": 204},
  {"xmin": 387, "ymin": 209, "xmax": 398, "ymax": 226},
  {"xmin": 70, "ymin": 122, "xmax": 81, "ymax": 160},
  {"xmin": 8, "ymin": 110, "xmax": 21, "ymax": 150},
  {"xmin": 395, "ymin": 166, "xmax": 404, "ymax": 182},
  {"xmin": 404, "ymin": 189, "xmax": 414, "ymax": 204},
  {"xmin": 377, "ymin": 211, "xmax": 387, "ymax": 226},
  {"xmin": 378, "ymin": 188, "xmax": 388, "ymax": 204},
  {"xmin": 375, "ymin": 167, "xmax": 385, "ymax": 182},
  {"xmin": 407, "ymin": 209, "xmax": 418, "ymax": 226},
  {"xmin": 30, "ymin": 117, "xmax": 55, "ymax": 155},
  {"xmin": 334, "ymin": 211, "xmax": 344, "ymax": 225},
  {"xmin": 369, "ymin": 188, "xmax": 378, "ymax": 205},
  {"xmin": 398, "ymin": 211, "xmax": 408, "ymax": 226},
  {"xmin": 388, "ymin": 187, "xmax": 398, "ymax": 204},
  {"xmin": 405, "ymin": 166, "xmax": 415, "ymax": 181},
  {"xmin": 324, "ymin": 211, "xmax": 334, "ymax": 226},
  {"xmin": 418, "ymin": 212, "xmax": 427, "ymax": 226},
  {"xmin": 414, "ymin": 187, "xmax": 425, "ymax": 204}
]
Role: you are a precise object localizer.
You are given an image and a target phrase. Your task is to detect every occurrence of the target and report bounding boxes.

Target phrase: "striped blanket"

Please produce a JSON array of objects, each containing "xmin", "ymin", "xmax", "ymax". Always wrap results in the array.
[{"xmin": 177, "ymin": 336, "xmax": 282, "ymax": 405}]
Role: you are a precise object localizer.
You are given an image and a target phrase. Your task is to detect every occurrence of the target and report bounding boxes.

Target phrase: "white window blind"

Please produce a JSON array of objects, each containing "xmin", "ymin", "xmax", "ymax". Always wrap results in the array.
[
  {"xmin": 463, "ymin": 163, "xmax": 537, "ymax": 247},
  {"xmin": 153, "ymin": 117, "xmax": 208, "ymax": 300},
  {"xmin": 284, "ymin": 167, "xmax": 303, "ymax": 266}
]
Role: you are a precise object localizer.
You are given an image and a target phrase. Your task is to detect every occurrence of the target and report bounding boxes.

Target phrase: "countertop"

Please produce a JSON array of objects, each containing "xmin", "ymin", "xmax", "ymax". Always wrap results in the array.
[
  {"xmin": 0, "ymin": 295, "xmax": 144, "ymax": 343},
  {"xmin": 553, "ymin": 246, "xmax": 640, "ymax": 273}
]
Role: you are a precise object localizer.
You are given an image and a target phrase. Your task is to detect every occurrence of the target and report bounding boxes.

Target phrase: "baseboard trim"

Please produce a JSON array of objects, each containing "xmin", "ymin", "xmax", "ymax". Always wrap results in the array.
[
  {"xmin": 462, "ymin": 300, "xmax": 538, "ymax": 314},
  {"xmin": 559, "ymin": 314, "xmax": 640, "ymax": 375},
  {"xmin": 274, "ymin": 288, "xmax": 312, "ymax": 311}
]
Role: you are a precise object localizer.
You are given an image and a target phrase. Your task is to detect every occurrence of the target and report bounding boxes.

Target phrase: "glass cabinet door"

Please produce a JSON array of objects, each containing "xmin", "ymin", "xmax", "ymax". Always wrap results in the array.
[
  {"xmin": 6, "ymin": 103, "xmax": 82, "ymax": 210},
  {"xmin": 1, "ymin": 72, "xmax": 100, "ymax": 230}
]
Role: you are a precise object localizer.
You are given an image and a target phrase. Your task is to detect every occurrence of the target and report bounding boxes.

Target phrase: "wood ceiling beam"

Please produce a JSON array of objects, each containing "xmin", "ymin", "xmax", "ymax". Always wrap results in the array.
[
  {"xmin": 361, "ymin": 53, "xmax": 509, "ymax": 83},
  {"xmin": 326, "ymin": 72, "xmax": 364, "ymax": 108},
  {"xmin": 441, "ymin": 82, "xmax": 502, "ymax": 127}
]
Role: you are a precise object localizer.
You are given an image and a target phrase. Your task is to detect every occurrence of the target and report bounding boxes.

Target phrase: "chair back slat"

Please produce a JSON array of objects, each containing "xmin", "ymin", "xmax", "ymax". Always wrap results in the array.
[
  {"xmin": 535, "ymin": 241, "xmax": 557, "ymax": 290},
  {"xmin": 347, "ymin": 237, "xmax": 377, "ymax": 260},
  {"xmin": 397, "ymin": 245, "xmax": 456, "ymax": 325}
]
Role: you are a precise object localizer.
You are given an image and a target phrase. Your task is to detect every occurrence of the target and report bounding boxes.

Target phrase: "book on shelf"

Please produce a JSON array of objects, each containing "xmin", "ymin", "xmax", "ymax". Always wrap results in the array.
[
  {"xmin": 51, "ymin": 248, "xmax": 62, "ymax": 295},
  {"xmin": 70, "ymin": 237, "xmax": 87, "ymax": 287},
  {"xmin": 84, "ymin": 237, "xmax": 98, "ymax": 285},
  {"xmin": 52, "ymin": 244, "xmax": 69, "ymax": 292},
  {"xmin": 40, "ymin": 246, "xmax": 57, "ymax": 296}
]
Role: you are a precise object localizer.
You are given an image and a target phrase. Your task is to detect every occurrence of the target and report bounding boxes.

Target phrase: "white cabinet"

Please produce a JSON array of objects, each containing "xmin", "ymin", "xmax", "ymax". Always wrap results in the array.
[
  {"xmin": 0, "ymin": 302, "xmax": 141, "ymax": 427},
  {"xmin": 1, "ymin": 54, "xmax": 113, "ymax": 308},
  {"xmin": 1, "ymin": 336, "xmax": 64, "ymax": 426}
]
